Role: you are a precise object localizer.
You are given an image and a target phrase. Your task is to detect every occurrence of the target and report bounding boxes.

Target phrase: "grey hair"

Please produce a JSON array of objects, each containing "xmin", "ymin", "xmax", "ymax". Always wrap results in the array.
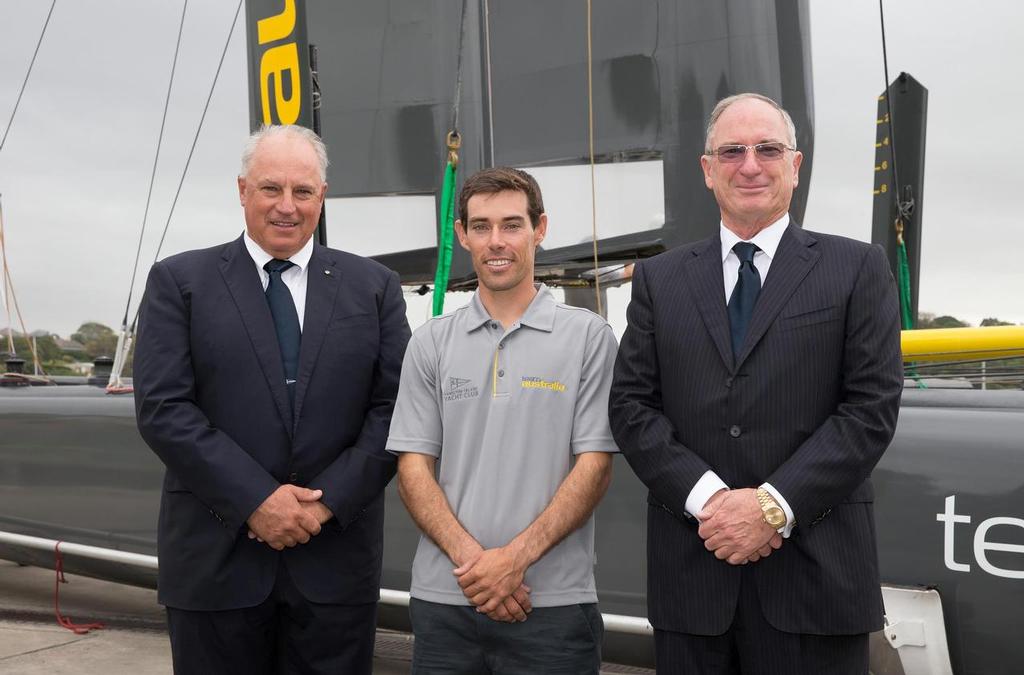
[
  {"xmin": 704, "ymin": 93, "xmax": 797, "ymax": 152},
  {"xmin": 240, "ymin": 124, "xmax": 329, "ymax": 181}
]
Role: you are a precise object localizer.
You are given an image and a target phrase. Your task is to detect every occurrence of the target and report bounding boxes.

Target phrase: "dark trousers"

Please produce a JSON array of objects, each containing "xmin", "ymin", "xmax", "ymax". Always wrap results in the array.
[
  {"xmin": 165, "ymin": 563, "xmax": 377, "ymax": 675},
  {"xmin": 409, "ymin": 597, "xmax": 604, "ymax": 675},
  {"xmin": 654, "ymin": 568, "xmax": 868, "ymax": 675}
]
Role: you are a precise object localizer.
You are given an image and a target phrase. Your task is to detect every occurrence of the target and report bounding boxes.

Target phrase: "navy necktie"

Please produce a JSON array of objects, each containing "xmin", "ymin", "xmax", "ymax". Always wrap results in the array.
[
  {"xmin": 727, "ymin": 242, "xmax": 762, "ymax": 360},
  {"xmin": 264, "ymin": 258, "xmax": 301, "ymax": 407}
]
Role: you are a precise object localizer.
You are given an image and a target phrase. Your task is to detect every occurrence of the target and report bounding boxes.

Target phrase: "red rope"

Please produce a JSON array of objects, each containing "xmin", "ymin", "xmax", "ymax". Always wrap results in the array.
[{"xmin": 54, "ymin": 541, "xmax": 104, "ymax": 634}]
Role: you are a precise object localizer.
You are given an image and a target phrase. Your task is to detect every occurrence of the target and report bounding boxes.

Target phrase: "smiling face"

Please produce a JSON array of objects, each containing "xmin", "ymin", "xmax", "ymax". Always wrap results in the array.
[
  {"xmin": 700, "ymin": 97, "xmax": 803, "ymax": 235},
  {"xmin": 237, "ymin": 133, "xmax": 326, "ymax": 258},
  {"xmin": 455, "ymin": 189, "xmax": 547, "ymax": 297}
]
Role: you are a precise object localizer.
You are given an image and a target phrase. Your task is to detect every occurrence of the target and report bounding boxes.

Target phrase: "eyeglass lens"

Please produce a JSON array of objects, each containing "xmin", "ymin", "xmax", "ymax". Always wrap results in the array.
[{"xmin": 715, "ymin": 143, "xmax": 787, "ymax": 162}]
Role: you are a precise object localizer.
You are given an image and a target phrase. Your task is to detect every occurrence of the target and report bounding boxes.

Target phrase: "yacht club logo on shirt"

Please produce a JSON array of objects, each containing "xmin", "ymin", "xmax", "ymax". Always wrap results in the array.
[
  {"xmin": 520, "ymin": 376, "xmax": 566, "ymax": 393},
  {"xmin": 443, "ymin": 376, "xmax": 479, "ymax": 401}
]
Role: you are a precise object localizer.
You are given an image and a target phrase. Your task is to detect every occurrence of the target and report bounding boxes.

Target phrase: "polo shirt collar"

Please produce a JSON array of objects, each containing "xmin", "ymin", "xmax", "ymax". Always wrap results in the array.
[
  {"xmin": 519, "ymin": 284, "xmax": 556, "ymax": 332},
  {"xmin": 465, "ymin": 283, "xmax": 556, "ymax": 333}
]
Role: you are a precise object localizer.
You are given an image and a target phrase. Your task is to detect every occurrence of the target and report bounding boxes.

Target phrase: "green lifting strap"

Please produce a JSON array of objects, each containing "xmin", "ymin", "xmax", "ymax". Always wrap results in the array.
[
  {"xmin": 897, "ymin": 238, "xmax": 914, "ymax": 330},
  {"xmin": 432, "ymin": 158, "xmax": 458, "ymax": 316}
]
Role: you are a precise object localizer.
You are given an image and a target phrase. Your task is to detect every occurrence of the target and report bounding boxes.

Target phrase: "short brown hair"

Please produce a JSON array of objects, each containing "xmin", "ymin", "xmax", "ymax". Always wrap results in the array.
[{"xmin": 457, "ymin": 167, "xmax": 545, "ymax": 228}]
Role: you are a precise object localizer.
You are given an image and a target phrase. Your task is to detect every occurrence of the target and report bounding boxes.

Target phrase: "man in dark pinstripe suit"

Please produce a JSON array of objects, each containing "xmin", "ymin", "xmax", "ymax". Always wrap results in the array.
[{"xmin": 609, "ymin": 93, "xmax": 903, "ymax": 674}]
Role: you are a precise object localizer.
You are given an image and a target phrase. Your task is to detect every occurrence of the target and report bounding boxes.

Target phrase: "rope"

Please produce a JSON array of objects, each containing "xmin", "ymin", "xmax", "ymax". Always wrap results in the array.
[
  {"xmin": 879, "ymin": 1, "xmax": 923, "ymax": 389},
  {"xmin": 0, "ymin": 0, "xmax": 56, "ymax": 157},
  {"xmin": 585, "ymin": 0, "xmax": 603, "ymax": 316},
  {"xmin": 878, "ymin": 0, "xmax": 915, "ymax": 327},
  {"xmin": 0, "ymin": 196, "xmax": 44, "ymax": 374},
  {"xmin": 108, "ymin": 0, "xmax": 243, "ymax": 390},
  {"xmin": 482, "ymin": 0, "xmax": 495, "ymax": 165},
  {"xmin": 54, "ymin": 541, "xmax": 105, "ymax": 634},
  {"xmin": 450, "ymin": 0, "xmax": 468, "ymax": 133},
  {"xmin": 431, "ymin": 1, "xmax": 469, "ymax": 317}
]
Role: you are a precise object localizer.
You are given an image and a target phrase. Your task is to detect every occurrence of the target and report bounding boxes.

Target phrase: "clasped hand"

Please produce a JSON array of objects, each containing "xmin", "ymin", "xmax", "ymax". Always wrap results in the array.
[
  {"xmin": 453, "ymin": 544, "xmax": 533, "ymax": 623},
  {"xmin": 246, "ymin": 484, "xmax": 333, "ymax": 550},
  {"xmin": 697, "ymin": 488, "xmax": 783, "ymax": 565}
]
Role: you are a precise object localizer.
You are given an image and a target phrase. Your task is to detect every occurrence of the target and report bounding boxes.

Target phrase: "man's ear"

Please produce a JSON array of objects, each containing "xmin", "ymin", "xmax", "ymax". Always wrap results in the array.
[
  {"xmin": 237, "ymin": 176, "xmax": 247, "ymax": 205},
  {"xmin": 791, "ymin": 151, "xmax": 803, "ymax": 187},
  {"xmin": 700, "ymin": 155, "xmax": 714, "ymax": 190},
  {"xmin": 454, "ymin": 219, "xmax": 470, "ymax": 251},
  {"xmin": 533, "ymin": 213, "xmax": 548, "ymax": 248}
]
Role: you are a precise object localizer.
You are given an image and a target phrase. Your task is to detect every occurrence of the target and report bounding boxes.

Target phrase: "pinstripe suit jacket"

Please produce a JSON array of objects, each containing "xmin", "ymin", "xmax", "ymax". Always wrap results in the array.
[{"xmin": 609, "ymin": 222, "xmax": 902, "ymax": 635}]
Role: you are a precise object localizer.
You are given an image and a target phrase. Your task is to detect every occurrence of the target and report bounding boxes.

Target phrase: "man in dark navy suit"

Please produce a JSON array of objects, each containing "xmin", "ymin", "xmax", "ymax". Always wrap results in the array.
[
  {"xmin": 609, "ymin": 93, "xmax": 903, "ymax": 673},
  {"xmin": 134, "ymin": 124, "xmax": 410, "ymax": 674}
]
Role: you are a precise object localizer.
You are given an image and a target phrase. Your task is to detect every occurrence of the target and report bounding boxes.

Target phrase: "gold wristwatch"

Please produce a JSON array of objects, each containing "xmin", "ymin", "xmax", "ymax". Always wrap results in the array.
[{"xmin": 756, "ymin": 487, "xmax": 787, "ymax": 529}]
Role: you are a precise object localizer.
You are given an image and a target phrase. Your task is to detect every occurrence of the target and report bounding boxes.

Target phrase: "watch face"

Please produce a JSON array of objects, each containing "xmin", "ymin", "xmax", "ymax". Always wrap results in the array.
[{"xmin": 765, "ymin": 507, "xmax": 786, "ymax": 528}]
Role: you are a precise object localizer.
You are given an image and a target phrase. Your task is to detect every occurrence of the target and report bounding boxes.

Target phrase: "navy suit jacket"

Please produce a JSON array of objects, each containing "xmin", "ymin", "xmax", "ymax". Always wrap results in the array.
[
  {"xmin": 134, "ymin": 235, "xmax": 410, "ymax": 610},
  {"xmin": 609, "ymin": 223, "xmax": 902, "ymax": 635}
]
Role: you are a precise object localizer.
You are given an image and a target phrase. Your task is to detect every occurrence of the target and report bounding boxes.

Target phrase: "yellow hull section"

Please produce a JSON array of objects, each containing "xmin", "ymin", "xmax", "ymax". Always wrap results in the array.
[{"xmin": 902, "ymin": 326, "xmax": 1024, "ymax": 362}]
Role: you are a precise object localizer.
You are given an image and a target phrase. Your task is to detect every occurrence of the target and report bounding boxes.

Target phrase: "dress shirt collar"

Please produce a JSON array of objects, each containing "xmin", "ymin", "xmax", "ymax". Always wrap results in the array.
[
  {"xmin": 243, "ymin": 230, "xmax": 315, "ymax": 271},
  {"xmin": 719, "ymin": 213, "xmax": 790, "ymax": 263}
]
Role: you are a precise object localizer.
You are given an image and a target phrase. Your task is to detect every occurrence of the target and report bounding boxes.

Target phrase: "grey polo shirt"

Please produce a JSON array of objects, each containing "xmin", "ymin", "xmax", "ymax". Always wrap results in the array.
[{"xmin": 386, "ymin": 284, "xmax": 619, "ymax": 607}]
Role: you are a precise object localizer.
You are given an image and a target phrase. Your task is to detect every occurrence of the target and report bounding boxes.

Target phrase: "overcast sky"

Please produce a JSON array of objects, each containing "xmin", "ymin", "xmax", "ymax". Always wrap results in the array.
[{"xmin": 0, "ymin": 1, "xmax": 1021, "ymax": 339}]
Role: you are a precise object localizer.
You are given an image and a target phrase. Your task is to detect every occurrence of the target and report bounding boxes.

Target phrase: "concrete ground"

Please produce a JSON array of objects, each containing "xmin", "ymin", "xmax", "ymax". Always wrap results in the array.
[{"xmin": 0, "ymin": 561, "xmax": 651, "ymax": 674}]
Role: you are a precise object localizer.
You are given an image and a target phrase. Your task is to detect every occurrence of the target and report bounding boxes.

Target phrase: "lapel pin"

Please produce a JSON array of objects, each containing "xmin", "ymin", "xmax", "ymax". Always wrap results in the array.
[{"xmin": 324, "ymin": 269, "xmax": 332, "ymax": 276}]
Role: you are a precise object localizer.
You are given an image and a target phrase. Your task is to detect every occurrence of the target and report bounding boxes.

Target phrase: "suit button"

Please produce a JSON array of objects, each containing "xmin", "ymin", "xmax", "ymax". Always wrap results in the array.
[
  {"xmin": 288, "ymin": 472, "xmax": 299, "ymax": 482},
  {"xmin": 725, "ymin": 377, "xmax": 733, "ymax": 388},
  {"xmin": 729, "ymin": 425, "xmax": 742, "ymax": 438}
]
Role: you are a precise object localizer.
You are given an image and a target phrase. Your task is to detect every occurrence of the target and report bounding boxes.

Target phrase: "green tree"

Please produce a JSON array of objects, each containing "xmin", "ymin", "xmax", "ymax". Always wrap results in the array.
[
  {"xmin": 917, "ymin": 313, "xmax": 969, "ymax": 329},
  {"xmin": 980, "ymin": 317, "xmax": 1015, "ymax": 326},
  {"xmin": 71, "ymin": 321, "xmax": 119, "ymax": 360}
]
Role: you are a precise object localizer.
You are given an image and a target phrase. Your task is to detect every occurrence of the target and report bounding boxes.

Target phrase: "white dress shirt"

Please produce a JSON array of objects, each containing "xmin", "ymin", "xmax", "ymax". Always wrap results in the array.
[
  {"xmin": 684, "ymin": 214, "xmax": 796, "ymax": 536},
  {"xmin": 243, "ymin": 231, "xmax": 314, "ymax": 330}
]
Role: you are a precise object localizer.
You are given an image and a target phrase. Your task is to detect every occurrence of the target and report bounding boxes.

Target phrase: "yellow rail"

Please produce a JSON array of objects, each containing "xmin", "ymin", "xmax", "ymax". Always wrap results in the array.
[{"xmin": 902, "ymin": 326, "xmax": 1024, "ymax": 362}]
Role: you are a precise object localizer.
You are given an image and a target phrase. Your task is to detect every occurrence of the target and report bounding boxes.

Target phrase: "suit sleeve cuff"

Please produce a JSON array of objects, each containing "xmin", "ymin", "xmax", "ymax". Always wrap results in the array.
[
  {"xmin": 686, "ymin": 471, "xmax": 729, "ymax": 519},
  {"xmin": 761, "ymin": 482, "xmax": 795, "ymax": 537}
]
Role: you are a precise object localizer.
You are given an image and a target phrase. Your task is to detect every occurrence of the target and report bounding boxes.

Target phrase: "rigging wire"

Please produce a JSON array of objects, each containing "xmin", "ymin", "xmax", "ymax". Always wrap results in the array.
[
  {"xmin": 0, "ymin": 0, "xmax": 56, "ymax": 157},
  {"xmin": 119, "ymin": 0, "xmax": 189, "ymax": 330},
  {"xmin": 108, "ymin": 0, "xmax": 244, "ymax": 390},
  {"xmin": 148, "ymin": 0, "xmax": 244, "ymax": 271},
  {"xmin": 585, "ymin": 0, "xmax": 603, "ymax": 316}
]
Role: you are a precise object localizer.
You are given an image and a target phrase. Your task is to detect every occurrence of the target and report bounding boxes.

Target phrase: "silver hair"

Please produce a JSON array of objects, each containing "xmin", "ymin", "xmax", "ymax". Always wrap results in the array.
[
  {"xmin": 704, "ymin": 93, "xmax": 798, "ymax": 152},
  {"xmin": 240, "ymin": 124, "xmax": 329, "ymax": 181}
]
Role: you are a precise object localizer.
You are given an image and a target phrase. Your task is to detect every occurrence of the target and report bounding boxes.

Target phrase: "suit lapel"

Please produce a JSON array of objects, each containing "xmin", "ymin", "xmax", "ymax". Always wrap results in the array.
[
  {"xmin": 219, "ymin": 236, "xmax": 293, "ymax": 435},
  {"xmin": 683, "ymin": 235, "xmax": 735, "ymax": 371},
  {"xmin": 735, "ymin": 224, "xmax": 820, "ymax": 368},
  {"xmin": 292, "ymin": 245, "xmax": 341, "ymax": 433}
]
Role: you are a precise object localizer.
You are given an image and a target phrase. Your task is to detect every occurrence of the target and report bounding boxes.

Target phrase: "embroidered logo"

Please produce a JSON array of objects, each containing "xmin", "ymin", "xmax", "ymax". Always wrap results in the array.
[
  {"xmin": 443, "ymin": 376, "xmax": 480, "ymax": 402},
  {"xmin": 520, "ymin": 376, "xmax": 567, "ymax": 393}
]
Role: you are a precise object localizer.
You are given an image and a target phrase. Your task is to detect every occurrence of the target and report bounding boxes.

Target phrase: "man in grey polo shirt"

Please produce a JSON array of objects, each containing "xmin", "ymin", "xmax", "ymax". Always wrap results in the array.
[{"xmin": 387, "ymin": 167, "xmax": 618, "ymax": 674}]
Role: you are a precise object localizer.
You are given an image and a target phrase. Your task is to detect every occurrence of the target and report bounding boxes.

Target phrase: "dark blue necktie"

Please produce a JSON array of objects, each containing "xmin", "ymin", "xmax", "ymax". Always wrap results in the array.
[
  {"xmin": 727, "ymin": 242, "xmax": 762, "ymax": 359},
  {"xmin": 264, "ymin": 259, "xmax": 301, "ymax": 407}
]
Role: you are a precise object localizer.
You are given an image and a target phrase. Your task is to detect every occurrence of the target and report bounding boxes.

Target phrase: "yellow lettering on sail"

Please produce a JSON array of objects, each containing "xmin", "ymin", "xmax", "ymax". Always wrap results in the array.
[
  {"xmin": 260, "ymin": 43, "xmax": 301, "ymax": 124},
  {"xmin": 257, "ymin": 0, "xmax": 295, "ymax": 45}
]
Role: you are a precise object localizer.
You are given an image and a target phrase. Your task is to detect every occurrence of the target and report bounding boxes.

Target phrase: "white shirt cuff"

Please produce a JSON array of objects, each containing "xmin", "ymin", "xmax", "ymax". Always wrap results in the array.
[
  {"xmin": 686, "ymin": 471, "xmax": 729, "ymax": 519},
  {"xmin": 760, "ymin": 482, "xmax": 795, "ymax": 537}
]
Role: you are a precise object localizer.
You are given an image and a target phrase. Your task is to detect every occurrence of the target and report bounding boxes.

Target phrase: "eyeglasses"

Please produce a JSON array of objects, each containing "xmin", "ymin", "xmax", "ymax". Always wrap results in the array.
[{"xmin": 704, "ymin": 142, "xmax": 795, "ymax": 163}]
